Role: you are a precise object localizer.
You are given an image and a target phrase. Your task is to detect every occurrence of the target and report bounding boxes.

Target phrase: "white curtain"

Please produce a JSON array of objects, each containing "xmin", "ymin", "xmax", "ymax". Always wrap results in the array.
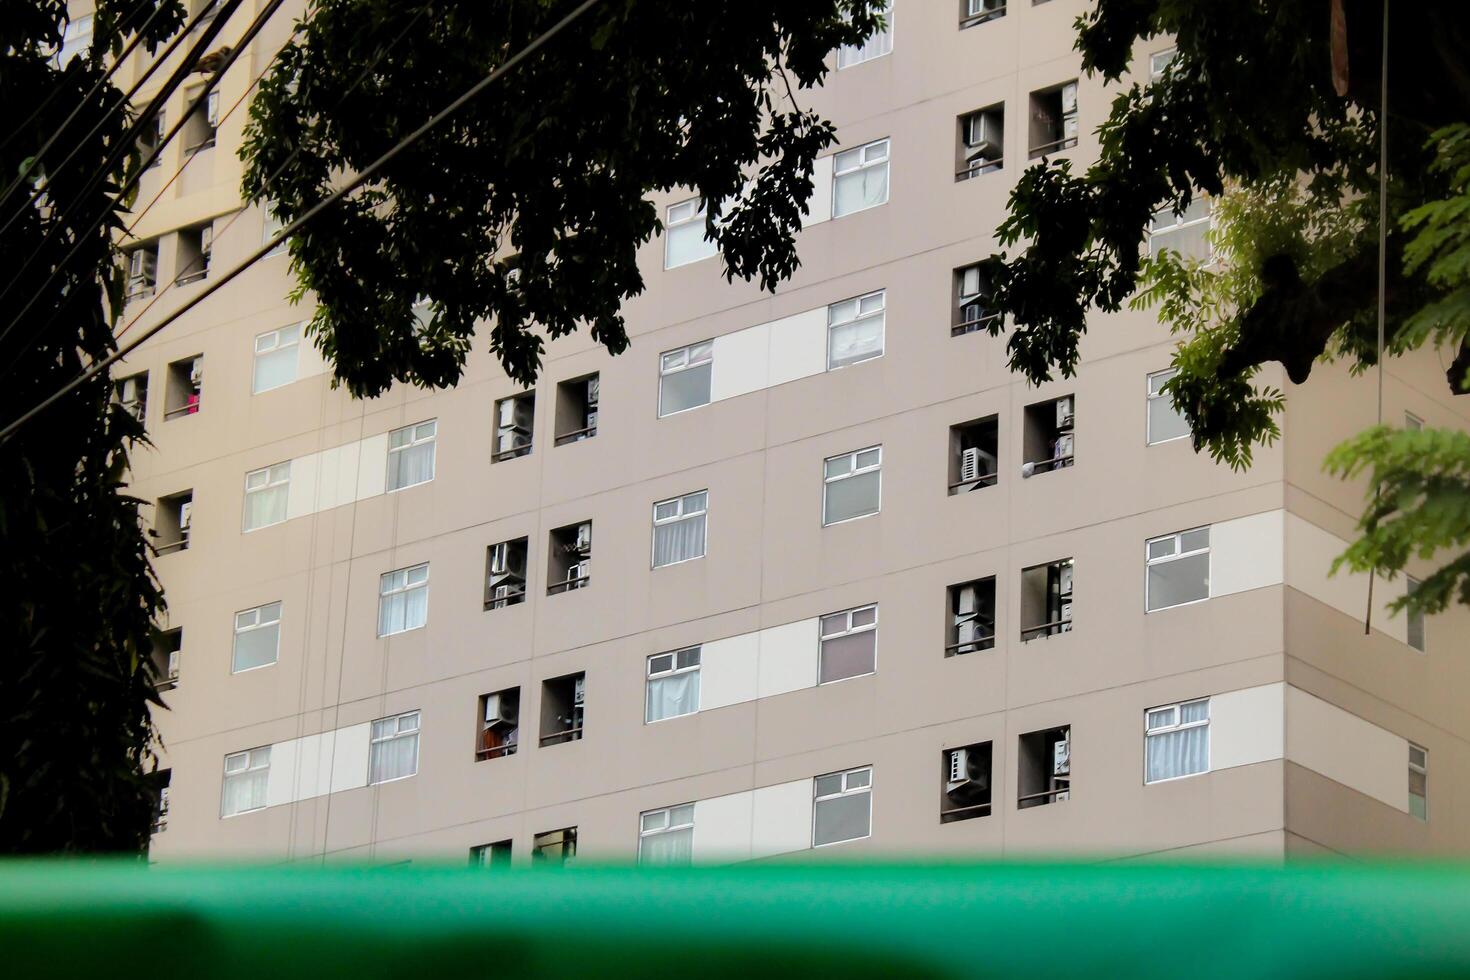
[
  {"xmin": 252, "ymin": 345, "xmax": 297, "ymax": 393},
  {"xmin": 379, "ymin": 585, "xmax": 428, "ymax": 636},
  {"xmin": 389, "ymin": 442, "xmax": 435, "ymax": 490},
  {"xmin": 653, "ymin": 515, "xmax": 706, "ymax": 567},
  {"xmin": 640, "ymin": 826, "xmax": 693, "ymax": 865},
  {"xmin": 244, "ymin": 484, "xmax": 288, "ymax": 531},
  {"xmin": 232, "ymin": 623, "xmax": 279, "ymax": 672},
  {"xmin": 222, "ymin": 768, "xmax": 267, "ymax": 816},
  {"xmin": 370, "ymin": 733, "xmax": 419, "ymax": 784},
  {"xmin": 833, "ymin": 164, "xmax": 889, "ymax": 217},
  {"xmin": 646, "ymin": 671, "xmax": 700, "ymax": 722},
  {"xmin": 666, "ymin": 221, "xmax": 717, "ymax": 268},
  {"xmin": 829, "ymin": 314, "xmax": 884, "ymax": 367},
  {"xmin": 1146, "ymin": 719, "xmax": 1209, "ymax": 782}
]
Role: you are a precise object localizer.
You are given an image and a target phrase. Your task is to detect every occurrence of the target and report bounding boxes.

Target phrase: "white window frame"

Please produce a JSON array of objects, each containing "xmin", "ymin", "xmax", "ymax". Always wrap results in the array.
[
  {"xmin": 1405, "ymin": 412, "xmax": 1424, "ymax": 431},
  {"xmin": 831, "ymin": 138, "xmax": 891, "ymax": 218},
  {"xmin": 1147, "ymin": 196, "xmax": 1212, "ymax": 260},
  {"xmin": 638, "ymin": 803, "xmax": 696, "ymax": 863},
  {"xmin": 1409, "ymin": 743, "xmax": 1428, "ymax": 821},
  {"xmin": 822, "ymin": 445, "xmax": 882, "ymax": 526},
  {"xmin": 826, "ymin": 289, "xmax": 886, "ymax": 370},
  {"xmin": 1406, "ymin": 575, "xmax": 1426, "ymax": 653},
  {"xmin": 231, "ymin": 601, "xmax": 282, "ymax": 673},
  {"xmin": 251, "ymin": 323, "xmax": 301, "ymax": 394},
  {"xmin": 645, "ymin": 647, "xmax": 702, "ymax": 723},
  {"xmin": 386, "ymin": 419, "xmax": 437, "ymax": 491},
  {"xmin": 220, "ymin": 746, "xmax": 270, "ymax": 817},
  {"xmin": 368, "ymin": 709, "xmax": 421, "ymax": 785},
  {"xmin": 1146, "ymin": 368, "xmax": 1190, "ymax": 445},
  {"xmin": 1143, "ymin": 697, "xmax": 1210, "ymax": 784},
  {"xmin": 56, "ymin": 13, "xmax": 94, "ymax": 67},
  {"xmin": 1144, "ymin": 527, "xmax": 1211, "ymax": 612},
  {"xmin": 818, "ymin": 603, "xmax": 878, "ymax": 685},
  {"xmin": 657, "ymin": 340, "xmax": 714, "ymax": 418},
  {"xmin": 651, "ymin": 490, "xmax": 709, "ymax": 568},
  {"xmin": 241, "ymin": 461, "xmax": 291, "ymax": 531},
  {"xmin": 378, "ymin": 563, "xmax": 430, "ymax": 637},
  {"xmin": 812, "ymin": 766, "xmax": 873, "ymax": 847},
  {"xmin": 836, "ymin": 1, "xmax": 893, "ymax": 70},
  {"xmin": 663, "ymin": 197, "xmax": 717, "ymax": 269},
  {"xmin": 1149, "ymin": 47, "xmax": 1177, "ymax": 80}
]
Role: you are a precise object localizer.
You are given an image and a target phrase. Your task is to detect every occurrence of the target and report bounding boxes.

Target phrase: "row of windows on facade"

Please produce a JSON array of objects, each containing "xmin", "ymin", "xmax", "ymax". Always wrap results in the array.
[{"xmin": 213, "ymin": 703, "xmax": 1431, "ymax": 859}]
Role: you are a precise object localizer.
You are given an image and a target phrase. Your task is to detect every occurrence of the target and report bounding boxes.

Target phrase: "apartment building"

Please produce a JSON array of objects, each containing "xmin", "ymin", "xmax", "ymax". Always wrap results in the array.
[{"xmin": 110, "ymin": 0, "xmax": 1468, "ymax": 863}]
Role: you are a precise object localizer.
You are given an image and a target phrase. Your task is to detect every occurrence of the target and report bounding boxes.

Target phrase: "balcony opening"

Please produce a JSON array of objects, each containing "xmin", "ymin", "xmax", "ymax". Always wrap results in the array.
[
  {"xmin": 1018, "ymin": 725, "xmax": 1071, "ymax": 808},
  {"xmin": 539, "ymin": 672, "xmax": 585, "ymax": 747},
  {"xmin": 554, "ymin": 373, "xmax": 599, "ymax": 446},
  {"xmin": 955, "ymin": 104, "xmax": 1004, "ymax": 181},
  {"xmin": 948, "ymin": 416, "xmax": 999, "ymax": 494},
  {"xmin": 960, "ymin": 0, "xmax": 1006, "ymax": 29},
  {"xmin": 941, "ymin": 741, "xmax": 993, "ymax": 823},
  {"xmin": 547, "ymin": 521, "xmax": 591, "ymax": 595},
  {"xmin": 532, "ymin": 827, "xmax": 577, "ymax": 865},
  {"xmin": 1020, "ymin": 559, "xmax": 1072, "ymax": 641},
  {"xmin": 150, "ymin": 768, "xmax": 172, "ymax": 835},
  {"xmin": 125, "ymin": 242, "xmax": 158, "ymax": 301},
  {"xmin": 151, "ymin": 627, "xmax": 182, "ymax": 692},
  {"xmin": 181, "ymin": 86, "xmax": 218, "ymax": 154},
  {"xmin": 163, "ymin": 354, "xmax": 203, "ymax": 420},
  {"xmin": 946, "ymin": 577, "xmax": 996, "ymax": 656},
  {"xmin": 153, "ymin": 490, "xmax": 193, "ymax": 555},
  {"xmin": 174, "ymin": 222, "xmax": 212, "ymax": 285},
  {"xmin": 1028, "ymin": 81, "xmax": 1078, "ymax": 158},
  {"xmin": 115, "ymin": 371, "xmax": 148, "ymax": 421},
  {"xmin": 484, "ymin": 537, "xmax": 528, "ymax": 610},
  {"xmin": 1021, "ymin": 394, "xmax": 1073, "ymax": 476},
  {"xmin": 470, "ymin": 840, "xmax": 512, "ymax": 868},
  {"xmin": 475, "ymin": 688, "xmax": 520, "ymax": 761},
  {"xmin": 493, "ymin": 391, "xmax": 535, "ymax": 462}
]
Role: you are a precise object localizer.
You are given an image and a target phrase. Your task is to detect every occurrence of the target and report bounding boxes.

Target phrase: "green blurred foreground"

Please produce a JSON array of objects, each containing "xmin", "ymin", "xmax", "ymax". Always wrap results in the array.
[{"xmin": 6, "ymin": 861, "xmax": 1470, "ymax": 978}]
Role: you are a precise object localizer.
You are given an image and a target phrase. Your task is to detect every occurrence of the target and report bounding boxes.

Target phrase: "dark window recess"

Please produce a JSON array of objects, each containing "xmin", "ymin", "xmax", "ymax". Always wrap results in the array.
[
  {"xmin": 547, "ymin": 521, "xmax": 591, "ymax": 595},
  {"xmin": 1028, "ymin": 81, "xmax": 1078, "ymax": 158},
  {"xmin": 554, "ymin": 373, "xmax": 599, "ymax": 446},
  {"xmin": 941, "ymin": 742, "xmax": 993, "ymax": 822},
  {"xmin": 532, "ymin": 827, "xmax": 577, "ymax": 864},
  {"xmin": 1018, "ymin": 726, "xmax": 1071, "ymax": 809},
  {"xmin": 126, "ymin": 243, "xmax": 158, "ymax": 300},
  {"xmin": 1020, "ymin": 559, "xmax": 1072, "ymax": 641},
  {"xmin": 955, "ymin": 104, "xmax": 1004, "ymax": 180},
  {"xmin": 949, "ymin": 416, "xmax": 999, "ymax": 494},
  {"xmin": 153, "ymin": 490, "xmax": 193, "ymax": 555},
  {"xmin": 116, "ymin": 371, "xmax": 148, "ymax": 421},
  {"xmin": 152, "ymin": 627, "xmax": 182, "ymax": 692},
  {"xmin": 470, "ymin": 840, "xmax": 512, "ymax": 868},
  {"xmin": 174, "ymin": 223, "xmax": 212, "ymax": 286},
  {"xmin": 493, "ymin": 391, "xmax": 534, "ymax": 462},
  {"xmin": 953, "ymin": 264, "xmax": 1000, "ymax": 336},
  {"xmin": 484, "ymin": 538, "xmax": 528, "ymax": 609},
  {"xmin": 539, "ymin": 672, "xmax": 585, "ymax": 747},
  {"xmin": 139, "ymin": 111, "xmax": 165, "ymax": 168},
  {"xmin": 182, "ymin": 87, "xmax": 218, "ymax": 153},
  {"xmin": 960, "ymin": 0, "xmax": 1006, "ymax": 29},
  {"xmin": 946, "ymin": 578, "xmax": 996, "ymax": 656},
  {"xmin": 476, "ymin": 688, "xmax": 520, "ymax": 761},
  {"xmin": 164, "ymin": 355, "xmax": 203, "ymax": 420},
  {"xmin": 149, "ymin": 769, "xmax": 172, "ymax": 835},
  {"xmin": 1021, "ymin": 395, "xmax": 1073, "ymax": 476}
]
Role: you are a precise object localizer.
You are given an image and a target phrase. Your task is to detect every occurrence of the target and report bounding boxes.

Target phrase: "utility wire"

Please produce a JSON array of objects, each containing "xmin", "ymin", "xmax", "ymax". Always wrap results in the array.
[
  {"xmin": 0, "ymin": 0, "xmax": 607, "ymax": 444},
  {"xmin": 1365, "ymin": 0, "xmax": 1390, "ymax": 636},
  {"xmin": 0, "ymin": 0, "xmax": 227, "ymax": 233}
]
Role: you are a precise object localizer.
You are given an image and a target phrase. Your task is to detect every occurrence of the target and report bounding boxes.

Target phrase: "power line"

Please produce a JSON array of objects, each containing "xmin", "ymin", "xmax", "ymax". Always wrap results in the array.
[{"xmin": 0, "ymin": 0, "xmax": 607, "ymax": 444}]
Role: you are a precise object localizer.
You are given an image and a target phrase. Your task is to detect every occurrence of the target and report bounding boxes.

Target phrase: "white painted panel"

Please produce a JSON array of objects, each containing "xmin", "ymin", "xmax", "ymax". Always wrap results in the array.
[
  {"xmin": 1285, "ymin": 686, "xmax": 1408, "ymax": 812},
  {"xmin": 313, "ymin": 442, "xmax": 354, "ymax": 512},
  {"xmin": 1285, "ymin": 513, "xmax": 1407, "ymax": 643},
  {"xmin": 1210, "ymin": 510, "xmax": 1284, "ymax": 598},
  {"xmin": 700, "ymin": 633, "xmax": 760, "ymax": 711},
  {"xmin": 328, "ymin": 722, "xmax": 372, "ymax": 794},
  {"xmin": 264, "ymin": 737, "xmax": 300, "ymax": 808},
  {"xmin": 296, "ymin": 331, "xmax": 327, "ymax": 380},
  {"xmin": 710, "ymin": 322, "xmax": 772, "ymax": 403},
  {"xmin": 353, "ymin": 433, "xmax": 389, "ymax": 501},
  {"xmin": 284, "ymin": 451, "xmax": 321, "ymax": 522},
  {"xmin": 691, "ymin": 790, "xmax": 754, "ymax": 864},
  {"xmin": 290, "ymin": 731, "xmax": 334, "ymax": 802},
  {"xmin": 767, "ymin": 309, "xmax": 828, "ymax": 388},
  {"xmin": 802, "ymin": 155, "xmax": 834, "ymax": 227},
  {"xmin": 750, "ymin": 778, "xmax": 814, "ymax": 859},
  {"xmin": 756, "ymin": 618, "xmax": 819, "ymax": 699},
  {"xmin": 1209, "ymin": 682, "xmax": 1284, "ymax": 772}
]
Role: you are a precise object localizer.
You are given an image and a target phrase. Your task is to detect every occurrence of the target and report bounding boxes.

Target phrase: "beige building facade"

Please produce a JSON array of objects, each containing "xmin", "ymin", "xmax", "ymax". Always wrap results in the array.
[{"xmin": 104, "ymin": 0, "xmax": 1466, "ymax": 863}]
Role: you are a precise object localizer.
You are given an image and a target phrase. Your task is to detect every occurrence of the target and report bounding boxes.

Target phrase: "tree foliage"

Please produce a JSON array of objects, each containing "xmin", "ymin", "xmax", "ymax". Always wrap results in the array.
[
  {"xmin": 0, "ymin": 0, "xmax": 184, "ymax": 852},
  {"xmin": 986, "ymin": 0, "xmax": 1470, "ymax": 615},
  {"xmin": 242, "ymin": 0, "xmax": 886, "ymax": 397}
]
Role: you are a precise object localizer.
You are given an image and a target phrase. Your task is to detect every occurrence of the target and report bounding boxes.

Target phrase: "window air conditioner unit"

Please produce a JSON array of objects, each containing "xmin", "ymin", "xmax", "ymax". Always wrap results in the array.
[
  {"xmin": 167, "ymin": 649, "xmax": 180, "ymax": 683},
  {"xmin": 586, "ymin": 376, "xmax": 600, "ymax": 406},
  {"xmin": 959, "ymin": 265, "xmax": 982, "ymax": 301},
  {"xmin": 205, "ymin": 91, "xmax": 220, "ymax": 129},
  {"xmin": 1053, "ymin": 738, "xmax": 1071, "ymax": 776},
  {"xmin": 158, "ymin": 786, "xmax": 171, "ymax": 818},
  {"xmin": 948, "ymin": 748, "xmax": 990, "ymax": 794},
  {"xmin": 959, "ymin": 447, "xmax": 996, "ymax": 484},
  {"xmin": 567, "ymin": 560, "xmax": 589, "ymax": 586},
  {"xmin": 1058, "ymin": 562, "xmax": 1074, "ymax": 596},
  {"xmin": 1053, "ymin": 432, "xmax": 1074, "ymax": 461},
  {"xmin": 129, "ymin": 249, "xmax": 157, "ymax": 285},
  {"xmin": 1055, "ymin": 396, "xmax": 1074, "ymax": 429},
  {"xmin": 1059, "ymin": 600, "xmax": 1073, "ymax": 630},
  {"xmin": 1060, "ymin": 83, "xmax": 1078, "ymax": 116},
  {"xmin": 484, "ymin": 693, "xmax": 516, "ymax": 727},
  {"xmin": 189, "ymin": 358, "xmax": 204, "ymax": 387},
  {"xmin": 965, "ymin": 113, "xmax": 1001, "ymax": 160},
  {"xmin": 200, "ymin": 226, "xmax": 213, "ymax": 265},
  {"xmin": 574, "ymin": 523, "xmax": 592, "ymax": 554},
  {"xmin": 489, "ymin": 543, "xmax": 510, "ymax": 576},
  {"xmin": 178, "ymin": 501, "xmax": 193, "ymax": 531},
  {"xmin": 573, "ymin": 676, "xmax": 586, "ymax": 706},
  {"xmin": 491, "ymin": 584, "xmax": 516, "ymax": 604},
  {"xmin": 498, "ymin": 397, "xmax": 532, "ymax": 432},
  {"xmin": 967, "ymin": 0, "xmax": 999, "ymax": 14}
]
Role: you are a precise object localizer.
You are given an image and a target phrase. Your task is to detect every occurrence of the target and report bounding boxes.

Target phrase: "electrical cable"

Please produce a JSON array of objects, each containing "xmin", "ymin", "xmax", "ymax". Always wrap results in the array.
[
  {"xmin": 0, "ymin": 0, "xmax": 607, "ymax": 444},
  {"xmin": 1365, "ymin": 0, "xmax": 1390, "ymax": 635}
]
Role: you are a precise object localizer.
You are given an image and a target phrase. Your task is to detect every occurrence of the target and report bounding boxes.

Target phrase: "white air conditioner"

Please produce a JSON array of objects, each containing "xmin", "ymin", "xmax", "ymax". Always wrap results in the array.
[
  {"xmin": 489, "ymin": 543, "xmax": 510, "ymax": 576},
  {"xmin": 200, "ymin": 225, "xmax": 213, "ymax": 264},
  {"xmin": 484, "ymin": 692, "xmax": 516, "ymax": 726},
  {"xmin": 188, "ymin": 358, "xmax": 204, "ymax": 388},
  {"xmin": 586, "ymin": 376, "xmax": 600, "ymax": 406},
  {"xmin": 167, "ymin": 649, "xmax": 180, "ymax": 683},
  {"xmin": 491, "ymin": 584, "xmax": 515, "ymax": 604},
  {"xmin": 573, "ymin": 523, "xmax": 592, "ymax": 554},
  {"xmin": 1053, "ymin": 738, "xmax": 1071, "ymax": 776},
  {"xmin": 129, "ymin": 248, "xmax": 157, "ymax": 285},
  {"xmin": 572, "ymin": 676, "xmax": 586, "ymax": 706},
  {"xmin": 205, "ymin": 91, "xmax": 220, "ymax": 128},
  {"xmin": 1055, "ymin": 396, "xmax": 1074, "ymax": 429},
  {"xmin": 965, "ymin": 112, "xmax": 1002, "ymax": 161},
  {"xmin": 567, "ymin": 559, "xmax": 589, "ymax": 586},
  {"xmin": 158, "ymin": 786, "xmax": 171, "ymax": 817},
  {"xmin": 1053, "ymin": 432, "xmax": 1074, "ymax": 461},
  {"xmin": 959, "ymin": 265, "xmax": 982, "ymax": 300},
  {"xmin": 1055, "ymin": 788, "xmax": 1070, "ymax": 802},
  {"xmin": 178, "ymin": 501, "xmax": 193, "ymax": 532},
  {"xmin": 960, "ymin": 447, "xmax": 996, "ymax": 484},
  {"xmin": 1058, "ymin": 562, "xmax": 1074, "ymax": 596},
  {"xmin": 1059, "ymin": 600, "xmax": 1073, "ymax": 629},
  {"xmin": 1060, "ymin": 82, "xmax": 1078, "ymax": 116}
]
